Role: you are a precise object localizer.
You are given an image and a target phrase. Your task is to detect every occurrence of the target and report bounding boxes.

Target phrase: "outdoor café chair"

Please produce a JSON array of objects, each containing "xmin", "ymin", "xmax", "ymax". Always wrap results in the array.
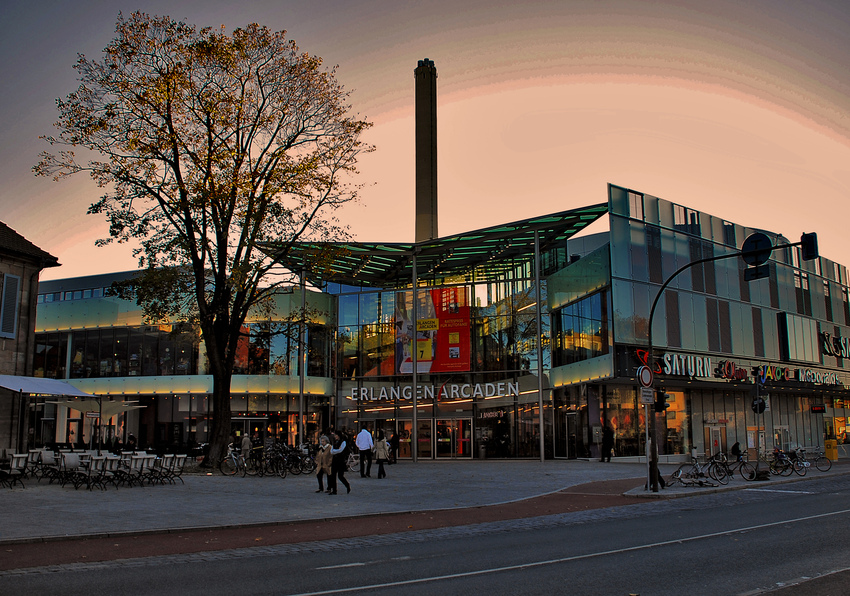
[
  {"xmin": 103, "ymin": 455, "xmax": 121, "ymax": 488},
  {"xmin": 37, "ymin": 450, "xmax": 61, "ymax": 483},
  {"xmin": 26, "ymin": 450, "xmax": 42, "ymax": 478},
  {"xmin": 169, "ymin": 454, "xmax": 187, "ymax": 484},
  {"xmin": 81, "ymin": 456, "xmax": 108, "ymax": 491},
  {"xmin": 0, "ymin": 453, "xmax": 28, "ymax": 489},
  {"xmin": 59, "ymin": 452, "xmax": 87, "ymax": 489},
  {"xmin": 123, "ymin": 454, "xmax": 147, "ymax": 487},
  {"xmin": 152, "ymin": 454, "xmax": 174, "ymax": 484}
]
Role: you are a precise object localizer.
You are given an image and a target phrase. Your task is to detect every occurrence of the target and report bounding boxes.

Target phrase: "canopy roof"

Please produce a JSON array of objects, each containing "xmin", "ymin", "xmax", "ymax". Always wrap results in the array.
[
  {"xmin": 0, "ymin": 375, "xmax": 92, "ymax": 397},
  {"xmin": 46, "ymin": 398, "xmax": 145, "ymax": 419},
  {"xmin": 263, "ymin": 203, "xmax": 608, "ymax": 288}
]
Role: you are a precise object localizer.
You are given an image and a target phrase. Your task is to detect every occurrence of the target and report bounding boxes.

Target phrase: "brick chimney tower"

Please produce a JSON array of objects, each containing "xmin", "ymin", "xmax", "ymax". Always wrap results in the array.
[{"xmin": 414, "ymin": 58, "xmax": 438, "ymax": 242}]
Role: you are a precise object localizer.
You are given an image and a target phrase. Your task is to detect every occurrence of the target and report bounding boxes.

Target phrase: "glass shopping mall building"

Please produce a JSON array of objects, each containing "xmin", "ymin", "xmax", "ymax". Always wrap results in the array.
[{"xmin": 28, "ymin": 184, "xmax": 850, "ymax": 461}]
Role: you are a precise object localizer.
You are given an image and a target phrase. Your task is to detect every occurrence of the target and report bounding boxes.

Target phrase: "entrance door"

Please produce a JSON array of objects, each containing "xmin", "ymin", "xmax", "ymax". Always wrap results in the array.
[
  {"xmin": 417, "ymin": 419, "xmax": 433, "ymax": 459},
  {"xmin": 704, "ymin": 426, "xmax": 725, "ymax": 457},
  {"xmin": 774, "ymin": 426, "xmax": 790, "ymax": 451},
  {"xmin": 436, "ymin": 419, "xmax": 472, "ymax": 458},
  {"xmin": 565, "ymin": 413, "xmax": 578, "ymax": 459}
]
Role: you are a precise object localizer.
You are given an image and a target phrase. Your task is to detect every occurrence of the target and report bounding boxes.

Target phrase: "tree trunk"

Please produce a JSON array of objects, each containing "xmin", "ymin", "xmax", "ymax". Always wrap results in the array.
[{"xmin": 204, "ymin": 362, "xmax": 233, "ymax": 467}]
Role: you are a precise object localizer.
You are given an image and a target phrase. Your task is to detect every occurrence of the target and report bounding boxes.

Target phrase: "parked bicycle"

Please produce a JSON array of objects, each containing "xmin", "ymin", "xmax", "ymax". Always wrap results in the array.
[
  {"xmin": 766, "ymin": 448, "xmax": 805, "ymax": 476},
  {"xmin": 670, "ymin": 454, "xmax": 724, "ymax": 486},
  {"xmin": 243, "ymin": 445, "xmax": 265, "ymax": 477},
  {"xmin": 219, "ymin": 445, "xmax": 246, "ymax": 477},
  {"xmin": 791, "ymin": 446, "xmax": 831, "ymax": 472}
]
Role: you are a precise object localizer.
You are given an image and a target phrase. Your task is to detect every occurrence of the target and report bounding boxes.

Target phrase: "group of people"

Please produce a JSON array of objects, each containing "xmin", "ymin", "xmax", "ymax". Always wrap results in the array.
[{"xmin": 314, "ymin": 426, "xmax": 397, "ymax": 495}]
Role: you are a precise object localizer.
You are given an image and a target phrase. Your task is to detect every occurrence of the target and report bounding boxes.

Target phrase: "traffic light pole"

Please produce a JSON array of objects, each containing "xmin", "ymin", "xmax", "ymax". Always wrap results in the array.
[{"xmin": 644, "ymin": 236, "xmax": 811, "ymax": 492}]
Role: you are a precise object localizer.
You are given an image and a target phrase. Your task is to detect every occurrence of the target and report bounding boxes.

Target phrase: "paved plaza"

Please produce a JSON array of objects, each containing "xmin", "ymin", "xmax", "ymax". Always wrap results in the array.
[{"xmin": 3, "ymin": 458, "xmax": 846, "ymax": 545}]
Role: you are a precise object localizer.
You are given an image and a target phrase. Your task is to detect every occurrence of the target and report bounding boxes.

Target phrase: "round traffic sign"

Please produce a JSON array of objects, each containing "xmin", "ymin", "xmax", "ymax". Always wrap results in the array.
[
  {"xmin": 741, "ymin": 232, "xmax": 773, "ymax": 266},
  {"xmin": 638, "ymin": 365, "xmax": 654, "ymax": 388}
]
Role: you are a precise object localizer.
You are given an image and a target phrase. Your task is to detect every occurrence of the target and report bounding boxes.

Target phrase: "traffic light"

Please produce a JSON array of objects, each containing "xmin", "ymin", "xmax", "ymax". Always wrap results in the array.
[
  {"xmin": 801, "ymin": 233, "xmax": 818, "ymax": 261},
  {"xmin": 654, "ymin": 391, "xmax": 670, "ymax": 413}
]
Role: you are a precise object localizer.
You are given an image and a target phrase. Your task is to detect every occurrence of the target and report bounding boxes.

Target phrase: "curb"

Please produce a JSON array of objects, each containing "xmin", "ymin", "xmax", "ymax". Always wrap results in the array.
[{"xmin": 625, "ymin": 466, "xmax": 850, "ymax": 499}]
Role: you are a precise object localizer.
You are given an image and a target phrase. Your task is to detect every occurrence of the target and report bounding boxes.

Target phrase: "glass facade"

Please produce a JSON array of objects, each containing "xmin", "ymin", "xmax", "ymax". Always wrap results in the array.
[
  {"xmin": 588, "ymin": 184, "xmax": 850, "ymax": 459},
  {"xmin": 27, "ymin": 184, "xmax": 850, "ymax": 463}
]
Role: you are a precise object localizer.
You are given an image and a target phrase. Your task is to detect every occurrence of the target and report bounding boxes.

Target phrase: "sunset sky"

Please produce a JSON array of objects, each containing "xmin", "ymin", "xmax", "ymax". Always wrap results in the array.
[{"xmin": 1, "ymin": 0, "xmax": 848, "ymax": 281}]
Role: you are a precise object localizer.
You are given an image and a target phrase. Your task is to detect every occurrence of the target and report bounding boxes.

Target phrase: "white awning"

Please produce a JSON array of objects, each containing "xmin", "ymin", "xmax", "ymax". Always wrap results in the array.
[
  {"xmin": 46, "ymin": 398, "xmax": 145, "ymax": 419},
  {"xmin": 0, "ymin": 375, "xmax": 93, "ymax": 397}
]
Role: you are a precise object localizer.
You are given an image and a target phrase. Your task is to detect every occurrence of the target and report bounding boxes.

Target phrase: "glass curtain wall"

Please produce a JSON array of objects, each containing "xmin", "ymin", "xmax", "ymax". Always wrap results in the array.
[{"xmin": 337, "ymin": 273, "xmax": 547, "ymax": 459}]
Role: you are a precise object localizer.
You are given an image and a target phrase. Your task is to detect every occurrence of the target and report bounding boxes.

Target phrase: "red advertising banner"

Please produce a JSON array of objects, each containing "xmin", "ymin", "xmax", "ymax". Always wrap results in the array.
[{"xmin": 396, "ymin": 287, "xmax": 471, "ymax": 374}]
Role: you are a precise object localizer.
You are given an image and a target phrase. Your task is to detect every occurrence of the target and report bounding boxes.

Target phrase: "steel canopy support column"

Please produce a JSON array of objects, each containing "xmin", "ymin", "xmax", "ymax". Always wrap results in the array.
[
  {"xmin": 534, "ymin": 230, "xmax": 545, "ymax": 463},
  {"xmin": 411, "ymin": 252, "xmax": 418, "ymax": 463},
  {"xmin": 410, "ymin": 249, "xmax": 419, "ymax": 463},
  {"xmin": 298, "ymin": 269, "xmax": 306, "ymax": 448}
]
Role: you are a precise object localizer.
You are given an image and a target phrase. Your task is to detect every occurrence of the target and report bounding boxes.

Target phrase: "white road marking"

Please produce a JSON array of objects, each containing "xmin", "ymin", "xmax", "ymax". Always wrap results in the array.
[
  {"xmin": 744, "ymin": 489, "xmax": 813, "ymax": 494},
  {"xmin": 286, "ymin": 508, "xmax": 850, "ymax": 596}
]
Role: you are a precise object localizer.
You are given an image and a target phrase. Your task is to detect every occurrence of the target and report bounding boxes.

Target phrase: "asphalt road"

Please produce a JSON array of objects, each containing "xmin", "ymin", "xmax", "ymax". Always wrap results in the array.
[{"xmin": 3, "ymin": 474, "xmax": 849, "ymax": 595}]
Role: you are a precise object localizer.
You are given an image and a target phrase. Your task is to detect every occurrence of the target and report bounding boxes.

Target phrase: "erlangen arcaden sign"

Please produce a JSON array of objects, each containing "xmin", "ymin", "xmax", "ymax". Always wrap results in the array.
[{"xmin": 351, "ymin": 381, "xmax": 520, "ymax": 401}]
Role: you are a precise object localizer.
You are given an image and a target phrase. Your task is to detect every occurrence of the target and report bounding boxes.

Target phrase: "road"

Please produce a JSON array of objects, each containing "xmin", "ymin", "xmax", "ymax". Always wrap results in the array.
[{"xmin": 3, "ymin": 475, "xmax": 849, "ymax": 595}]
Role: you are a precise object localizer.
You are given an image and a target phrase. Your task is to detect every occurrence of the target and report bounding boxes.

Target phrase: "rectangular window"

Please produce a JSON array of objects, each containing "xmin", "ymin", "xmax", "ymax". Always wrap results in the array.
[
  {"xmin": 752, "ymin": 307, "xmax": 765, "ymax": 357},
  {"xmin": 551, "ymin": 291, "xmax": 608, "ymax": 367},
  {"xmin": 689, "ymin": 239, "xmax": 704, "ymax": 293},
  {"xmin": 646, "ymin": 227, "xmax": 662, "ymax": 284},
  {"xmin": 722, "ymin": 221, "xmax": 736, "ymax": 247},
  {"xmin": 674, "ymin": 204, "xmax": 700, "ymax": 235},
  {"xmin": 706, "ymin": 298, "xmax": 720, "ymax": 352},
  {"xmin": 0, "ymin": 273, "xmax": 21, "ymax": 339},
  {"xmin": 629, "ymin": 192, "xmax": 644, "ymax": 221},
  {"xmin": 824, "ymin": 281, "xmax": 833, "ymax": 322},
  {"xmin": 719, "ymin": 300, "xmax": 732, "ymax": 353},
  {"xmin": 844, "ymin": 287, "xmax": 850, "ymax": 326},
  {"xmin": 702, "ymin": 241, "xmax": 716, "ymax": 295},
  {"xmin": 665, "ymin": 290, "xmax": 681, "ymax": 348},
  {"xmin": 738, "ymin": 259, "xmax": 750, "ymax": 303}
]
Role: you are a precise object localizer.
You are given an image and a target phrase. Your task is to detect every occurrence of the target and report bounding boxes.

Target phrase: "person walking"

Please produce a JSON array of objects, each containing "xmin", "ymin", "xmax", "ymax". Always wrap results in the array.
[
  {"xmin": 355, "ymin": 425, "xmax": 374, "ymax": 478},
  {"xmin": 389, "ymin": 431, "xmax": 400, "ymax": 464},
  {"xmin": 329, "ymin": 431, "xmax": 351, "ymax": 495},
  {"xmin": 601, "ymin": 423, "xmax": 614, "ymax": 463},
  {"xmin": 315, "ymin": 434, "xmax": 333, "ymax": 493},
  {"xmin": 240, "ymin": 432, "xmax": 251, "ymax": 459},
  {"xmin": 374, "ymin": 430, "xmax": 390, "ymax": 479}
]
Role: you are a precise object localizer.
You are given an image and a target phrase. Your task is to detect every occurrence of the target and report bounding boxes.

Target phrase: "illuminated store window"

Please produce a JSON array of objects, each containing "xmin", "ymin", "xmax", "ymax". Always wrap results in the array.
[{"xmin": 551, "ymin": 291, "xmax": 608, "ymax": 366}]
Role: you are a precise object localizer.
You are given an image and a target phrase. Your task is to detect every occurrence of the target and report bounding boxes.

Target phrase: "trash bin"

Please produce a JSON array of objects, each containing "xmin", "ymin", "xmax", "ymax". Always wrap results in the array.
[
  {"xmin": 825, "ymin": 439, "xmax": 838, "ymax": 460},
  {"xmin": 478, "ymin": 443, "xmax": 487, "ymax": 459}
]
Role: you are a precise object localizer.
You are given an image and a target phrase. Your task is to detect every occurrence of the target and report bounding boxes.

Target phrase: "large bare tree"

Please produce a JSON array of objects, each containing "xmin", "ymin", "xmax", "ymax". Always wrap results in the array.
[{"xmin": 35, "ymin": 12, "xmax": 372, "ymax": 464}]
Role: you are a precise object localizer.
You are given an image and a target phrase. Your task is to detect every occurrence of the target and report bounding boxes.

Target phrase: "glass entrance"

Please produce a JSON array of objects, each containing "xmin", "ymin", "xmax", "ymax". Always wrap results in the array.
[
  {"xmin": 417, "ymin": 419, "xmax": 433, "ymax": 459},
  {"xmin": 436, "ymin": 419, "xmax": 472, "ymax": 458}
]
